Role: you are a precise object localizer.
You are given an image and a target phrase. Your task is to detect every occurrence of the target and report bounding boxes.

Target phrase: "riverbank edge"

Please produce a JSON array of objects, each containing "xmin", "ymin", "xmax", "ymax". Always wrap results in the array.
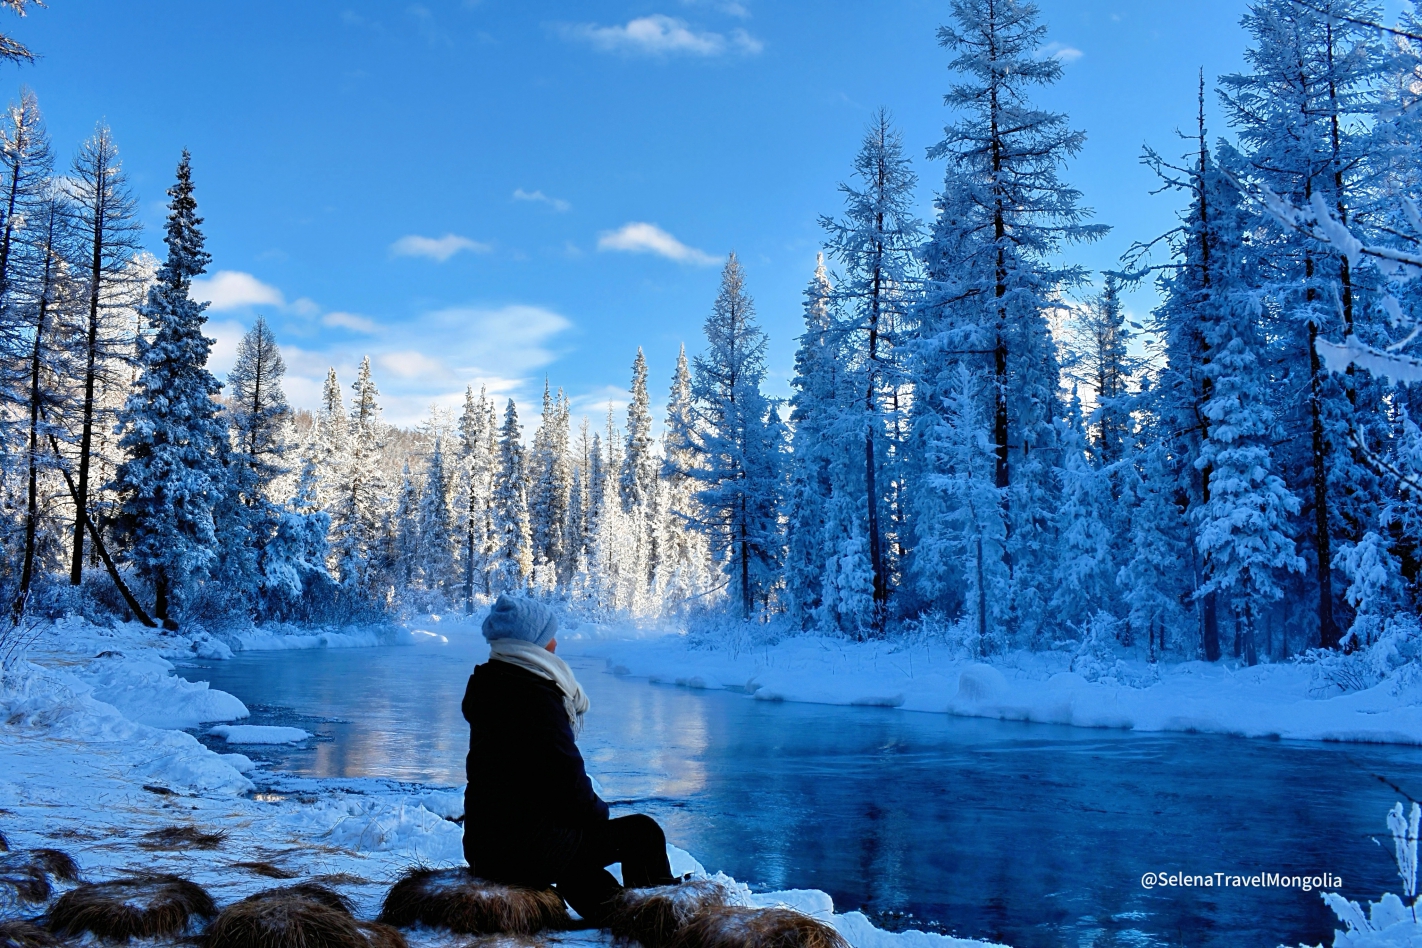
[{"xmin": 555, "ymin": 622, "xmax": 1422, "ymax": 746}]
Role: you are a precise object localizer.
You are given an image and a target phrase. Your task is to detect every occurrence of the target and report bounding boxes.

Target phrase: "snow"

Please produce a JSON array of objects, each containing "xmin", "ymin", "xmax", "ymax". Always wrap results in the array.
[
  {"xmin": 0, "ymin": 616, "xmax": 986, "ymax": 948},
  {"xmin": 559, "ymin": 625, "xmax": 1422, "ymax": 745},
  {"xmin": 209, "ymin": 724, "xmax": 312, "ymax": 744}
]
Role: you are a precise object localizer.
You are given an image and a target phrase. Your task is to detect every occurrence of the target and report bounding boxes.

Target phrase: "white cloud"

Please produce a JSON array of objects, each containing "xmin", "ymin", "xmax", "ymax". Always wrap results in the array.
[
  {"xmin": 561, "ymin": 14, "xmax": 762, "ymax": 57},
  {"xmin": 513, "ymin": 188, "xmax": 571, "ymax": 212},
  {"xmin": 680, "ymin": 0, "xmax": 751, "ymax": 18},
  {"xmin": 191, "ymin": 270, "xmax": 285, "ymax": 311},
  {"xmin": 322, "ymin": 311, "xmax": 379, "ymax": 333},
  {"xmin": 205, "ymin": 319, "xmax": 248, "ymax": 381},
  {"xmin": 389, "ymin": 233, "xmax": 492, "ymax": 262},
  {"xmin": 597, "ymin": 222, "xmax": 718, "ymax": 265},
  {"xmin": 380, "ymin": 349, "xmax": 449, "ymax": 379},
  {"xmin": 1041, "ymin": 41, "xmax": 1083, "ymax": 63},
  {"xmin": 280, "ymin": 304, "xmax": 574, "ymax": 426}
]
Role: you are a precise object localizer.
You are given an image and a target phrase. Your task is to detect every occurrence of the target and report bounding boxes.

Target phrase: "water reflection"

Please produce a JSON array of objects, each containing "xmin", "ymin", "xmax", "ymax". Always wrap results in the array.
[{"xmin": 183, "ymin": 633, "xmax": 1422, "ymax": 948}]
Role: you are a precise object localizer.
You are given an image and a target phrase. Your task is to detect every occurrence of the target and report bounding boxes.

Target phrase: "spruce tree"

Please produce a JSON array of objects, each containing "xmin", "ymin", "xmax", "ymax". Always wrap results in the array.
[
  {"xmin": 417, "ymin": 437, "xmax": 454, "ymax": 593},
  {"xmin": 111, "ymin": 152, "xmax": 225, "ymax": 622},
  {"xmin": 330, "ymin": 356, "xmax": 387, "ymax": 591},
  {"xmin": 687, "ymin": 253, "xmax": 785, "ymax": 617},
  {"xmin": 489, "ymin": 398, "xmax": 531, "ymax": 592}
]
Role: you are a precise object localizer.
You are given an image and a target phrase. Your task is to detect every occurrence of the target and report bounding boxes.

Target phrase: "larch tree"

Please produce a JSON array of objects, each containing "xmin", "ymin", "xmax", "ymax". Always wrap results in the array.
[
  {"xmin": 68, "ymin": 122, "xmax": 143, "ymax": 587},
  {"xmin": 913, "ymin": 0, "xmax": 1105, "ymax": 640},
  {"xmin": 226, "ymin": 315, "xmax": 290, "ymax": 505}
]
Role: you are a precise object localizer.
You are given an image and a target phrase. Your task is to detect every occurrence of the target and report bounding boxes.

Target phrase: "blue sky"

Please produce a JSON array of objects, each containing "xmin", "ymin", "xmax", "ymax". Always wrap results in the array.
[{"xmin": 9, "ymin": 0, "xmax": 1407, "ymax": 427}]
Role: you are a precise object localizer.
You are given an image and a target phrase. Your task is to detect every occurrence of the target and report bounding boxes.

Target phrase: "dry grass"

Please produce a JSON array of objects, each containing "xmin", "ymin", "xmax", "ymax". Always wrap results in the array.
[
  {"xmin": 231, "ymin": 862, "xmax": 298, "ymax": 880},
  {"xmin": 669, "ymin": 907, "xmax": 848, "ymax": 948},
  {"xmin": 0, "ymin": 849, "xmax": 77, "ymax": 905},
  {"xmin": 357, "ymin": 922, "xmax": 407, "ymax": 948},
  {"xmin": 27, "ymin": 850, "xmax": 78, "ymax": 882},
  {"xmin": 0, "ymin": 919, "xmax": 65, "ymax": 948},
  {"xmin": 606, "ymin": 881, "xmax": 728, "ymax": 948},
  {"xmin": 139, "ymin": 826, "xmax": 228, "ymax": 851},
  {"xmin": 377, "ymin": 868, "xmax": 569, "ymax": 935},
  {"xmin": 48, "ymin": 874, "xmax": 216, "ymax": 941},
  {"xmin": 0, "ymin": 861, "xmax": 50, "ymax": 904},
  {"xmin": 461, "ymin": 935, "xmax": 547, "ymax": 948},
  {"xmin": 208, "ymin": 885, "xmax": 405, "ymax": 948}
]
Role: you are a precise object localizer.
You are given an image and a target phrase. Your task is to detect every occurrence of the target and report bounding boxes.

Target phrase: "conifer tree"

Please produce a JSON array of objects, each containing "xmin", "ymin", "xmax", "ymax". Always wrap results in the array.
[
  {"xmin": 913, "ymin": 0, "xmax": 1106, "ymax": 639},
  {"xmin": 687, "ymin": 253, "xmax": 785, "ymax": 617},
  {"xmin": 331, "ymin": 356, "xmax": 387, "ymax": 591},
  {"xmin": 1220, "ymin": 0, "xmax": 1387, "ymax": 649},
  {"xmin": 68, "ymin": 122, "xmax": 143, "ymax": 586},
  {"xmin": 392, "ymin": 464, "xmax": 419, "ymax": 589},
  {"xmin": 111, "ymin": 152, "xmax": 225, "ymax": 622},
  {"xmin": 227, "ymin": 315, "xmax": 290, "ymax": 503},
  {"xmin": 456, "ymin": 384, "xmax": 496, "ymax": 607},
  {"xmin": 417, "ymin": 437, "xmax": 454, "ymax": 593},
  {"xmin": 820, "ymin": 109, "xmax": 923, "ymax": 626},
  {"xmin": 489, "ymin": 398, "xmax": 531, "ymax": 592}
]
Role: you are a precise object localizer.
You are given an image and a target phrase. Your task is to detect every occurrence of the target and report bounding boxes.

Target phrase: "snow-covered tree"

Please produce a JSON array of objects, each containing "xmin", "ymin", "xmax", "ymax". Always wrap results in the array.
[
  {"xmin": 330, "ymin": 356, "xmax": 387, "ymax": 592},
  {"xmin": 911, "ymin": 365, "xmax": 1009, "ymax": 653},
  {"xmin": 488, "ymin": 398, "xmax": 531, "ymax": 593},
  {"xmin": 685, "ymin": 253, "xmax": 786, "ymax": 617},
  {"xmin": 111, "ymin": 152, "xmax": 225, "ymax": 622},
  {"xmin": 226, "ymin": 315, "xmax": 290, "ymax": 503},
  {"xmin": 67, "ymin": 121, "xmax": 143, "ymax": 586},
  {"xmin": 784, "ymin": 255, "xmax": 840, "ymax": 627},
  {"xmin": 912, "ymin": 0, "xmax": 1106, "ymax": 641},
  {"xmin": 1220, "ymin": 0, "xmax": 1388, "ymax": 650},
  {"xmin": 820, "ymin": 108, "xmax": 923, "ymax": 626},
  {"xmin": 455, "ymin": 384, "xmax": 496, "ymax": 608},
  {"xmin": 416, "ymin": 437, "xmax": 454, "ymax": 593}
]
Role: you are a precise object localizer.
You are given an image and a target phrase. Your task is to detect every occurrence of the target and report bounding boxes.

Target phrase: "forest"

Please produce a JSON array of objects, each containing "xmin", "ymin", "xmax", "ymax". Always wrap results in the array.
[{"xmin": 4, "ymin": 0, "xmax": 1422, "ymax": 680}]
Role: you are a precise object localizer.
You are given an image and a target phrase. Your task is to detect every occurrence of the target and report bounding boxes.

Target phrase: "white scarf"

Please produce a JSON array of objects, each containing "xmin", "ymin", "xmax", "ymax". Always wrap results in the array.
[{"xmin": 488, "ymin": 638, "xmax": 590, "ymax": 735}]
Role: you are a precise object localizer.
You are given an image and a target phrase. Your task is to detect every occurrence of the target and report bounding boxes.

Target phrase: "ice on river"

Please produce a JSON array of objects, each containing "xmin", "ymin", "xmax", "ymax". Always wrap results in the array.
[{"xmin": 209, "ymin": 724, "xmax": 312, "ymax": 744}]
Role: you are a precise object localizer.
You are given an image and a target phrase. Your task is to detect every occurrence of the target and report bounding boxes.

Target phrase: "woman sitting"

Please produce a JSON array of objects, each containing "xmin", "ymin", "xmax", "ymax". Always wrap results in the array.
[{"xmin": 462, "ymin": 594, "xmax": 677, "ymax": 923}]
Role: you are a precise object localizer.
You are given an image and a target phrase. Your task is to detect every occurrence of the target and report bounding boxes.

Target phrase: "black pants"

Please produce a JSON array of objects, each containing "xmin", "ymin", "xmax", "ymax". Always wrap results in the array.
[{"xmin": 555, "ymin": 814, "xmax": 676, "ymax": 924}]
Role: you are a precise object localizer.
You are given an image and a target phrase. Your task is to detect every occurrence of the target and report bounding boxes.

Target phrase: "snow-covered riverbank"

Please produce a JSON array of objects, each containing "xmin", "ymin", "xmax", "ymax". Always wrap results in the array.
[
  {"xmin": 0, "ymin": 616, "xmax": 1000, "ymax": 948},
  {"xmin": 557, "ymin": 621, "xmax": 1422, "ymax": 746}
]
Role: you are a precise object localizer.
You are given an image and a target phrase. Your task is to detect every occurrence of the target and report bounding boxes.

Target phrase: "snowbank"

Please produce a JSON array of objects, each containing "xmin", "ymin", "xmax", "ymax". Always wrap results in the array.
[
  {"xmin": 561, "ymin": 626, "xmax": 1422, "ymax": 745},
  {"xmin": 76, "ymin": 652, "xmax": 248, "ymax": 728}
]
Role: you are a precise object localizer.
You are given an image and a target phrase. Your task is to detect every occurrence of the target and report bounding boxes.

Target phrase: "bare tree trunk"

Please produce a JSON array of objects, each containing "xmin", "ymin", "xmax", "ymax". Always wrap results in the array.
[
  {"xmin": 47, "ymin": 433, "xmax": 155, "ymax": 627},
  {"xmin": 70, "ymin": 201, "xmax": 105, "ymax": 586},
  {"xmin": 12, "ymin": 241, "xmax": 54, "ymax": 621}
]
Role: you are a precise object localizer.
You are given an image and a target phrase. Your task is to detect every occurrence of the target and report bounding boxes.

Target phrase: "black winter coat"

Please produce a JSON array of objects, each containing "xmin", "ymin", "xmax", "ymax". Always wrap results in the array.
[{"xmin": 461, "ymin": 659, "xmax": 608, "ymax": 882}]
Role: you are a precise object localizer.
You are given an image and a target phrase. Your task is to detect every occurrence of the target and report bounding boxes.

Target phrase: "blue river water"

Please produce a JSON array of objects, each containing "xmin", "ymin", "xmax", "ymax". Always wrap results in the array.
[{"xmin": 178, "ymin": 629, "xmax": 1422, "ymax": 948}]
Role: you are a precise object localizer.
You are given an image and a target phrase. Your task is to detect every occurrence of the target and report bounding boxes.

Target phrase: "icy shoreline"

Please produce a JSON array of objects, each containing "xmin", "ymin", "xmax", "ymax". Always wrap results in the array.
[
  {"xmin": 557, "ymin": 623, "xmax": 1422, "ymax": 746},
  {"xmin": 0, "ymin": 617, "xmax": 998, "ymax": 948}
]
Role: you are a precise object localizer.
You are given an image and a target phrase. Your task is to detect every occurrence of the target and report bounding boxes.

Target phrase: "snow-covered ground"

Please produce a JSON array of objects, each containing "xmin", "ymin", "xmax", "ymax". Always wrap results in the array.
[
  {"xmin": 0, "ymin": 616, "xmax": 999, "ymax": 948},
  {"xmin": 555, "ymin": 621, "xmax": 1422, "ymax": 745}
]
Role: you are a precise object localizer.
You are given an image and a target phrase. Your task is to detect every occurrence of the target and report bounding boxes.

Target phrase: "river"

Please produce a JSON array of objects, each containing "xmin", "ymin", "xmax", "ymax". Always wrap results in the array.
[{"xmin": 178, "ymin": 629, "xmax": 1422, "ymax": 948}]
